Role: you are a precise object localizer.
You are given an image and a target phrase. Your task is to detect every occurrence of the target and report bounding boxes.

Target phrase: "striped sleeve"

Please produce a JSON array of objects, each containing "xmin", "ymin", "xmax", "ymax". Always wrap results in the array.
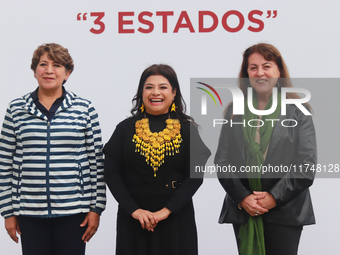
[
  {"xmin": 85, "ymin": 103, "xmax": 106, "ymax": 214},
  {"xmin": 0, "ymin": 105, "xmax": 16, "ymax": 218}
]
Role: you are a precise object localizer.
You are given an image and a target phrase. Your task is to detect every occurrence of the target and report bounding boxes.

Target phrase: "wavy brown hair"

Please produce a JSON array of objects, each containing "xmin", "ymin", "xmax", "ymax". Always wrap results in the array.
[
  {"xmin": 31, "ymin": 43, "xmax": 74, "ymax": 74},
  {"xmin": 238, "ymin": 43, "xmax": 311, "ymax": 110}
]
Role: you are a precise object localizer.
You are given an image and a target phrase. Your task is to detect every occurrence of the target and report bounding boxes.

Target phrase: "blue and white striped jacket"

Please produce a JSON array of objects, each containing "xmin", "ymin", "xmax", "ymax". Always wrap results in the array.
[{"xmin": 0, "ymin": 91, "xmax": 106, "ymax": 218}]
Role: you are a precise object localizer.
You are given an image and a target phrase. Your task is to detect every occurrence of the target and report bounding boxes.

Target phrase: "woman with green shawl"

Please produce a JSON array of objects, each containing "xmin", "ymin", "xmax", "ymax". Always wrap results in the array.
[{"xmin": 215, "ymin": 43, "xmax": 316, "ymax": 255}]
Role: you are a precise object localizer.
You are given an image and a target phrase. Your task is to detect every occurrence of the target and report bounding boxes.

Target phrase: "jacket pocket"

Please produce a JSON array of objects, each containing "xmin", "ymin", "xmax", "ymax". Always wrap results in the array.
[
  {"xmin": 78, "ymin": 163, "xmax": 84, "ymax": 196},
  {"xmin": 16, "ymin": 165, "xmax": 22, "ymax": 198}
]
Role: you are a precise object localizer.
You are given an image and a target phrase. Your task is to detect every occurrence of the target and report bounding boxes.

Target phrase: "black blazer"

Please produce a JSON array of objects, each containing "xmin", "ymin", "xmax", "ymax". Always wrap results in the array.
[{"xmin": 214, "ymin": 104, "xmax": 316, "ymax": 226}]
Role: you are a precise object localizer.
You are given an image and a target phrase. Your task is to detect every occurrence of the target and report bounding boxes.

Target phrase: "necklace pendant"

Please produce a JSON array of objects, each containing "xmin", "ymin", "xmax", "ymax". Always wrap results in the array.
[{"xmin": 133, "ymin": 118, "xmax": 182, "ymax": 177}]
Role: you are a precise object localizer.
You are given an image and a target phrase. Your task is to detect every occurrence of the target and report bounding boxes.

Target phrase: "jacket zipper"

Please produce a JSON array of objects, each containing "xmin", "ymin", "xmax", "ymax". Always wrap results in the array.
[{"xmin": 46, "ymin": 121, "xmax": 52, "ymax": 216}]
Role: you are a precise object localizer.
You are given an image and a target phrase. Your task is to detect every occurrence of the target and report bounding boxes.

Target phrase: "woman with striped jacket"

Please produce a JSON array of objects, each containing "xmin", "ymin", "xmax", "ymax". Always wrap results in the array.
[{"xmin": 0, "ymin": 43, "xmax": 106, "ymax": 255}]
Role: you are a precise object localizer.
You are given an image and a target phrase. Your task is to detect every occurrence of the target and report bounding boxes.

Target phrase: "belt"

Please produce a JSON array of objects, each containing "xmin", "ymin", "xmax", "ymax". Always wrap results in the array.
[{"xmin": 165, "ymin": 181, "xmax": 182, "ymax": 189}]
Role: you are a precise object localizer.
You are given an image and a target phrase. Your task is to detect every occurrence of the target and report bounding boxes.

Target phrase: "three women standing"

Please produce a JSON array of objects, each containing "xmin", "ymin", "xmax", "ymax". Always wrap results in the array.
[{"xmin": 0, "ymin": 42, "xmax": 316, "ymax": 255}]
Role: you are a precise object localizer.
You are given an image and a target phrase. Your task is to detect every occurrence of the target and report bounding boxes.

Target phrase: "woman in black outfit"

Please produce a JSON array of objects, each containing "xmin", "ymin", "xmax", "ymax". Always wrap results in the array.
[
  {"xmin": 103, "ymin": 64, "xmax": 210, "ymax": 255},
  {"xmin": 215, "ymin": 43, "xmax": 316, "ymax": 255}
]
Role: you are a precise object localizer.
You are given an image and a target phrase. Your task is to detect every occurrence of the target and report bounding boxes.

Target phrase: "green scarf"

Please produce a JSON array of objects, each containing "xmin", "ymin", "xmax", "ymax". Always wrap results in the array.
[{"xmin": 238, "ymin": 91, "xmax": 281, "ymax": 255}]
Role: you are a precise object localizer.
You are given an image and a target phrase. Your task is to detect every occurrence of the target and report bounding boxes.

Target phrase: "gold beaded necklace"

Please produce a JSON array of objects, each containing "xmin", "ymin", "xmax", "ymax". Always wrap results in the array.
[{"xmin": 132, "ymin": 118, "xmax": 182, "ymax": 177}]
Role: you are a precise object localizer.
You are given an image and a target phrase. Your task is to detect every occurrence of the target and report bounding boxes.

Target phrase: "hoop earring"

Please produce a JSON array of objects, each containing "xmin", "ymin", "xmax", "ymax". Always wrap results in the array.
[
  {"xmin": 140, "ymin": 103, "xmax": 145, "ymax": 113},
  {"xmin": 171, "ymin": 102, "xmax": 177, "ymax": 112}
]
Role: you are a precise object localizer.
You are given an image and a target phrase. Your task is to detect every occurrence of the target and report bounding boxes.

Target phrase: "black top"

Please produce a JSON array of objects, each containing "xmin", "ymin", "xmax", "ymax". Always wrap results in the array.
[
  {"xmin": 31, "ymin": 86, "xmax": 66, "ymax": 121},
  {"xmin": 103, "ymin": 112, "xmax": 211, "ymax": 215}
]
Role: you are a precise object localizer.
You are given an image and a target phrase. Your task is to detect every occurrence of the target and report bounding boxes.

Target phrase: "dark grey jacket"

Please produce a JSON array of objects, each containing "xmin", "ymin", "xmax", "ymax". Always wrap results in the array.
[{"xmin": 215, "ymin": 104, "xmax": 316, "ymax": 226}]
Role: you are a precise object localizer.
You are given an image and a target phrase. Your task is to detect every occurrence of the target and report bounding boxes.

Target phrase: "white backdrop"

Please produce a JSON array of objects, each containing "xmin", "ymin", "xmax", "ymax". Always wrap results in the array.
[{"xmin": 0, "ymin": 0, "xmax": 339, "ymax": 254}]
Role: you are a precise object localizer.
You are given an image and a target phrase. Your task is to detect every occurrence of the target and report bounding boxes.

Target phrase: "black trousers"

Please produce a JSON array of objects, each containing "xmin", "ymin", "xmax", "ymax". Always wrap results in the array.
[
  {"xmin": 18, "ymin": 213, "xmax": 87, "ymax": 255},
  {"xmin": 233, "ymin": 222, "xmax": 303, "ymax": 255}
]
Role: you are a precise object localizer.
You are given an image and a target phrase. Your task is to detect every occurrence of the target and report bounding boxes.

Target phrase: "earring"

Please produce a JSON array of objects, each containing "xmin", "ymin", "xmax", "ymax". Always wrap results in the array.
[
  {"xmin": 277, "ymin": 79, "xmax": 281, "ymax": 88},
  {"xmin": 171, "ymin": 102, "xmax": 177, "ymax": 112},
  {"xmin": 140, "ymin": 103, "xmax": 145, "ymax": 113}
]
